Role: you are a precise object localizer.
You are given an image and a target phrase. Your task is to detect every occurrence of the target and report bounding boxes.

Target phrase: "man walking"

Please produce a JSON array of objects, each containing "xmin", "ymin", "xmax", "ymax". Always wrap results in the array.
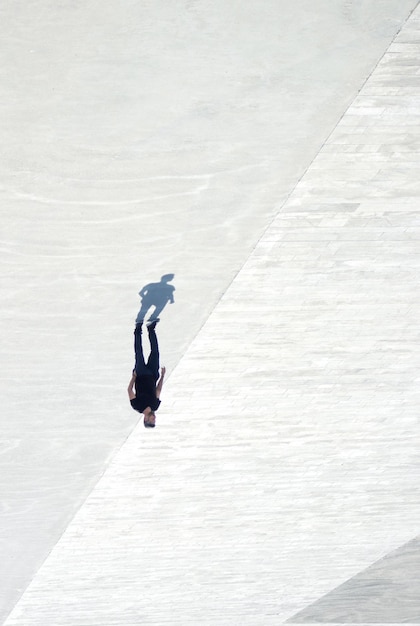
[{"xmin": 127, "ymin": 319, "xmax": 165, "ymax": 428}]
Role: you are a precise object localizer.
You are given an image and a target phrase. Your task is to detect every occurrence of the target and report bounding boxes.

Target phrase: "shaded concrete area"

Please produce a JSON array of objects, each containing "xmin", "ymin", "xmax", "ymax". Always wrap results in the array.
[{"xmin": 287, "ymin": 536, "xmax": 420, "ymax": 623}]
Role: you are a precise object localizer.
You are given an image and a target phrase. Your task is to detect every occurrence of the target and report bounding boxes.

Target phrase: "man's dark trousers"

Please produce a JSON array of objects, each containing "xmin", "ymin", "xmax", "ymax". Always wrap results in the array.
[{"xmin": 134, "ymin": 325, "xmax": 160, "ymax": 381}]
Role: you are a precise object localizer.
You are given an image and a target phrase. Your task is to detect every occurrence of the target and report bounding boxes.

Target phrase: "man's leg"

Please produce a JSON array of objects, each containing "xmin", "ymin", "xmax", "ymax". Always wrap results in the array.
[
  {"xmin": 134, "ymin": 323, "xmax": 147, "ymax": 375},
  {"xmin": 146, "ymin": 322, "xmax": 160, "ymax": 380}
]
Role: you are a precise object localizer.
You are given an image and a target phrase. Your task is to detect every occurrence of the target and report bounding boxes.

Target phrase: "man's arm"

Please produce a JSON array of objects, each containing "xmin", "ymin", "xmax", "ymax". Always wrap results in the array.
[
  {"xmin": 155, "ymin": 366, "xmax": 166, "ymax": 398},
  {"xmin": 127, "ymin": 373, "xmax": 136, "ymax": 400}
]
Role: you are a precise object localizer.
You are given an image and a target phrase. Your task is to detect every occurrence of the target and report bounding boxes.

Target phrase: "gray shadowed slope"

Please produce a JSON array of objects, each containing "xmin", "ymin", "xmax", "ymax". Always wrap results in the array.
[{"xmin": 286, "ymin": 536, "xmax": 420, "ymax": 623}]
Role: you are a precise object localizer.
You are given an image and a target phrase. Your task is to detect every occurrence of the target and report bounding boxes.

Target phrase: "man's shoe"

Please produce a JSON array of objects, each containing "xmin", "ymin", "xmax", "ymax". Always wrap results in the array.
[{"xmin": 146, "ymin": 318, "xmax": 160, "ymax": 330}]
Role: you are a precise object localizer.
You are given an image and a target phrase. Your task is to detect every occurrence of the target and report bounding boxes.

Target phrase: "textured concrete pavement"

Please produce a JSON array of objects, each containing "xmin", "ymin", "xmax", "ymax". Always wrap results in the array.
[
  {"xmin": 3, "ymin": 2, "xmax": 420, "ymax": 624},
  {"xmin": 7, "ymin": 2, "xmax": 420, "ymax": 618}
]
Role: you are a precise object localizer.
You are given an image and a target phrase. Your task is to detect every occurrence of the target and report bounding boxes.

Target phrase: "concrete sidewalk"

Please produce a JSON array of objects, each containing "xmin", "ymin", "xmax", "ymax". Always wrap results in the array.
[
  {"xmin": 5, "ymin": 1, "xmax": 420, "ymax": 621},
  {"xmin": 4, "ymin": 3, "xmax": 420, "ymax": 624}
]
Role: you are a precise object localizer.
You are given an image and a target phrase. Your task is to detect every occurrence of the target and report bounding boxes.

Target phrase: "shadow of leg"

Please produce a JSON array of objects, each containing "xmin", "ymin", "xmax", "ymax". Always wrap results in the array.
[
  {"xmin": 148, "ymin": 304, "xmax": 165, "ymax": 321},
  {"xmin": 135, "ymin": 302, "xmax": 150, "ymax": 324}
]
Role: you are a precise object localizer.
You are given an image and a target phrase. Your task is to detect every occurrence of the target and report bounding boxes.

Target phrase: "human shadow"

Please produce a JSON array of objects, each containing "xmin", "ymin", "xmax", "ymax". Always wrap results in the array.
[{"xmin": 135, "ymin": 274, "xmax": 175, "ymax": 323}]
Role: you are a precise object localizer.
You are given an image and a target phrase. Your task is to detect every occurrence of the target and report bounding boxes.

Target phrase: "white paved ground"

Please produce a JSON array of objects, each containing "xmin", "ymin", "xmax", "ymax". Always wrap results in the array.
[{"xmin": 1, "ymin": 1, "xmax": 420, "ymax": 624}]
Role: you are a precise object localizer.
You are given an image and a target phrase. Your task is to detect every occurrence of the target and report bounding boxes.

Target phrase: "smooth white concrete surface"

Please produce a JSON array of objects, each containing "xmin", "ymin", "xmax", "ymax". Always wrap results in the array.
[
  {"xmin": 1, "ymin": 0, "xmax": 420, "ymax": 624},
  {"xmin": 2, "ymin": 2, "xmax": 419, "ymax": 624}
]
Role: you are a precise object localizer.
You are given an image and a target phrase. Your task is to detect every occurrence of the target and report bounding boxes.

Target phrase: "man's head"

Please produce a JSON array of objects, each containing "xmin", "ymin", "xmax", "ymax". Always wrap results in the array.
[{"xmin": 143, "ymin": 409, "xmax": 156, "ymax": 428}]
